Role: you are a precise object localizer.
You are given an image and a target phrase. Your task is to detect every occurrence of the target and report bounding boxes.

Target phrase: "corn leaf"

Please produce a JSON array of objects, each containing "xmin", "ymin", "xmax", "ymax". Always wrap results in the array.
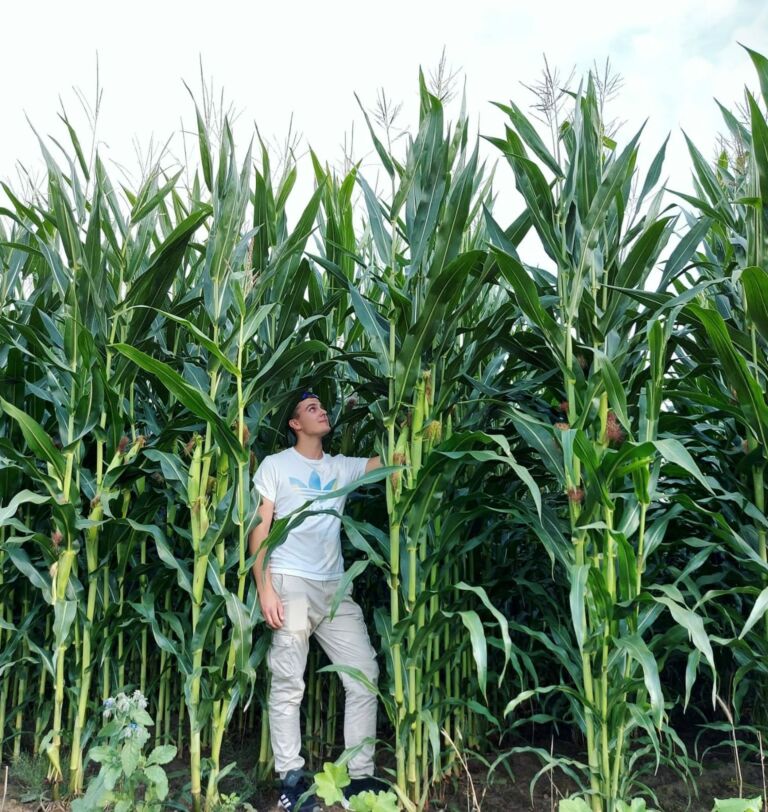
[{"xmin": 112, "ymin": 343, "xmax": 245, "ymax": 462}]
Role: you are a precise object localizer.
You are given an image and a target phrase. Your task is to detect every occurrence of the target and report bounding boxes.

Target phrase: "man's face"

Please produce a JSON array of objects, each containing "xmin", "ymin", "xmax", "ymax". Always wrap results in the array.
[{"xmin": 289, "ymin": 397, "xmax": 331, "ymax": 438}]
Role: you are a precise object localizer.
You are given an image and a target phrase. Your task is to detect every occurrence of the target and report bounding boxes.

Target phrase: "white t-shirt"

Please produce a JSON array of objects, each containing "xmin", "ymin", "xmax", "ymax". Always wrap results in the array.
[{"xmin": 253, "ymin": 447, "xmax": 368, "ymax": 579}]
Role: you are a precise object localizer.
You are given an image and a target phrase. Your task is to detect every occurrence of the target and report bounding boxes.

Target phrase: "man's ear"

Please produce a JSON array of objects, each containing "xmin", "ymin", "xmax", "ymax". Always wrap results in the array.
[{"xmin": 288, "ymin": 416, "xmax": 300, "ymax": 435}]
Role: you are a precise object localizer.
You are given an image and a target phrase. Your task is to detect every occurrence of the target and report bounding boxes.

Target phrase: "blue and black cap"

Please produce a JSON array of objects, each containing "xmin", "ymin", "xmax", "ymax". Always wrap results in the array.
[
  {"xmin": 293, "ymin": 390, "xmax": 320, "ymax": 410},
  {"xmin": 286, "ymin": 390, "xmax": 321, "ymax": 439}
]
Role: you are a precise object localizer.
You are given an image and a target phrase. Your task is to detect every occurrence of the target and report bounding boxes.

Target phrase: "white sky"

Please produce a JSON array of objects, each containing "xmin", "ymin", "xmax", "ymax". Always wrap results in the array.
[{"xmin": 1, "ymin": 0, "xmax": 766, "ymax": 231}]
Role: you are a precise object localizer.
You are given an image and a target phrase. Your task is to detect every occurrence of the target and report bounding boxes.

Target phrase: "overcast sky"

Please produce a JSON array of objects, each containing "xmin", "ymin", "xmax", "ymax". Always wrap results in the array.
[{"xmin": 1, "ymin": 0, "xmax": 766, "ymax": 226}]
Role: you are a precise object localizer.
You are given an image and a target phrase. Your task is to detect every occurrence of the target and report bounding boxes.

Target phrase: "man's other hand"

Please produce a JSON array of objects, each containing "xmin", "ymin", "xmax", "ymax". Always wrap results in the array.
[{"xmin": 260, "ymin": 587, "xmax": 285, "ymax": 630}]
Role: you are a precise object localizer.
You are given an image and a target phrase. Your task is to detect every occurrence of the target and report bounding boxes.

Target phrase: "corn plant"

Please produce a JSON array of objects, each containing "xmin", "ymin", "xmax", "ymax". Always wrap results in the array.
[
  {"xmin": 662, "ymin": 47, "xmax": 768, "ymax": 723},
  {"xmin": 305, "ymin": 76, "xmax": 541, "ymax": 810},
  {"xmin": 0, "ymin": 112, "xmax": 209, "ymax": 795},
  {"xmin": 488, "ymin": 75, "xmax": 722, "ymax": 809},
  {"xmin": 0, "ymin": 96, "xmax": 324, "ymax": 809},
  {"xmin": 112, "ymin": 110, "xmax": 336, "ymax": 809}
]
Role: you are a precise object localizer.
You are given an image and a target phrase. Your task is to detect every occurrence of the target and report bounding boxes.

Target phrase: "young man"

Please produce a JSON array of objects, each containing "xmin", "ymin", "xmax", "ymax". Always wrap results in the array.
[{"xmin": 250, "ymin": 392, "xmax": 383, "ymax": 812}]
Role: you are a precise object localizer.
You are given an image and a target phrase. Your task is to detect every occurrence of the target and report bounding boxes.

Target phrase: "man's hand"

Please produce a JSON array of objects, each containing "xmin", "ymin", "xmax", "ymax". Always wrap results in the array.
[
  {"xmin": 260, "ymin": 585, "xmax": 285, "ymax": 630},
  {"xmin": 249, "ymin": 497, "xmax": 285, "ymax": 628}
]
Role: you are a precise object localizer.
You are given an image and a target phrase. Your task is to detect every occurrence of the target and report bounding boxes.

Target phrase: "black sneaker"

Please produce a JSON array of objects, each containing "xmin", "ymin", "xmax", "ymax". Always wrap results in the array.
[
  {"xmin": 278, "ymin": 769, "xmax": 321, "ymax": 812},
  {"xmin": 344, "ymin": 774, "xmax": 389, "ymax": 798}
]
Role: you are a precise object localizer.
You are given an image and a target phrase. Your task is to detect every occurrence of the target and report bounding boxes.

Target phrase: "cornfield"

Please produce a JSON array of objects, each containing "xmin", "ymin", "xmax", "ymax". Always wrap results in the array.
[{"xmin": 2, "ymin": 45, "xmax": 768, "ymax": 812}]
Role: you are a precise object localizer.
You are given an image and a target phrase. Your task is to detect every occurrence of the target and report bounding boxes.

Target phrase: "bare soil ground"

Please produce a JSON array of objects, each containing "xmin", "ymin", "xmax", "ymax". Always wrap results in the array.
[{"xmin": 2, "ymin": 749, "xmax": 764, "ymax": 811}]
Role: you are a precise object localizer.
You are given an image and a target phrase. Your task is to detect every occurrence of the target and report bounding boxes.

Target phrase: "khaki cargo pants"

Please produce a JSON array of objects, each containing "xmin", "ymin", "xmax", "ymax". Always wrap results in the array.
[{"xmin": 267, "ymin": 574, "xmax": 379, "ymax": 778}]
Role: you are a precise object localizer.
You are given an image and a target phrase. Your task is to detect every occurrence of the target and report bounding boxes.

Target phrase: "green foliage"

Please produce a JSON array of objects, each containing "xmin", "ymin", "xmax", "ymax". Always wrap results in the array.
[
  {"xmin": 562, "ymin": 799, "xmax": 660, "ymax": 812},
  {"xmin": 71, "ymin": 691, "xmax": 176, "ymax": 811},
  {"xmin": 712, "ymin": 800, "xmax": 763, "ymax": 812},
  {"xmin": 11, "ymin": 752, "xmax": 52, "ymax": 804},
  {"xmin": 212, "ymin": 792, "xmax": 242, "ymax": 812},
  {"xmin": 313, "ymin": 762, "xmax": 398, "ymax": 811},
  {"xmin": 560, "ymin": 801, "xmax": 594, "ymax": 812},
  {"xmin": 616, "ymin": 800, "xmax": 659, "ymax": 812},
  {"xmin": 314, "ymin": 761, "xmax": 351, "ymax": 805},
  {"xmin": 348, "ymin": 790, "xmax": 401, "ymax": 812}
]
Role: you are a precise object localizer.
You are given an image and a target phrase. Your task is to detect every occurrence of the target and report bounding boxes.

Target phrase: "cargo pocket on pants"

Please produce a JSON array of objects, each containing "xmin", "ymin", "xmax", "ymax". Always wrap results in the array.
[{"xmin": 268, "ymin": 631, "xmax": 306, "ymax": 680}]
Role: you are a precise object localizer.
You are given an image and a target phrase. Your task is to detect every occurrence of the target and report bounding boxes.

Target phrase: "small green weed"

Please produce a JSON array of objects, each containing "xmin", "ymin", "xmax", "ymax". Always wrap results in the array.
[
  {"xmin": 559, "ymin": 798, "xmax": 763, "ymax": 812},
  {"xmin": 11, "ymin": 751, "xmax": 50, "ymax": 803},
  {"xmin": 314, "ymin": 762, "xmax": 398, "ymax": 811},
  {"xmin": 71, "ymin": 690, "xmax": 176, "ymax": 812}
]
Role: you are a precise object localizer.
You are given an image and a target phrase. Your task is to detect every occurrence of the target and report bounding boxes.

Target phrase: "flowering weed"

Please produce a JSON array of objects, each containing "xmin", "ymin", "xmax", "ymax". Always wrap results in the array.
[{"xmin": 71, "ymin": 691, "xmax": 176, "ymax": 812}]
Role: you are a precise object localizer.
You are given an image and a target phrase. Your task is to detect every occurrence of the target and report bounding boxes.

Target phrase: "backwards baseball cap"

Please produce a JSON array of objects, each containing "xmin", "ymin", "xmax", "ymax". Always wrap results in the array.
[
  {"xmin": 286, "ymin": 391, "xmax": 321, "ymax": 440},
  {"xmin": 294, "ymin": 391, "xmax": 320, "ymax": 408}
]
